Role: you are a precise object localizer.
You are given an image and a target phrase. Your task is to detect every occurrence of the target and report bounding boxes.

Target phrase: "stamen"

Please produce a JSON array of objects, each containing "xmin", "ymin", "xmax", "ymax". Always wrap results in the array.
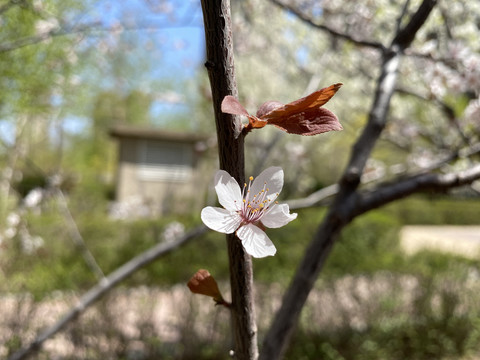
[{"xmin": 238, "ymin": 173, "xmax": 280, "ymax": 224}]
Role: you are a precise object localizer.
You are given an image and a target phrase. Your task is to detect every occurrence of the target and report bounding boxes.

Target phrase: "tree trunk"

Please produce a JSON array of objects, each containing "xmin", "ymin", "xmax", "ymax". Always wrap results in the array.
[
  {"xmin": 259, "ymin": 2, "xmax": 437, "ymax": 358},
  {"xmin": 201, "ymin": 1, "xmax": 258, "ymax": 359}
]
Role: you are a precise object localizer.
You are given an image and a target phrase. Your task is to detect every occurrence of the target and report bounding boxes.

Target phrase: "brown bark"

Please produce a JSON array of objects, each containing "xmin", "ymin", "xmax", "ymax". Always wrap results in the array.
[{"xmin": 201, "ymin": 1, "xmax": 258, "ymax": 359}]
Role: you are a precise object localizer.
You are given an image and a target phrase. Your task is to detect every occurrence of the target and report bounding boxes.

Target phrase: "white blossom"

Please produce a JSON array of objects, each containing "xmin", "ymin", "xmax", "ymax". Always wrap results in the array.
[
  {"xmin": 24, "ymin": 188, "xmax": 44, "ymax": 208},
  {"xmin": 6, "ymin": 212, "xmax": 20, "ymax": 227},
  {"xmin": 34, "ymin": 18, "xmax": 59, "ymax": 35},
  {"xmin": 201, "ymin": 167, "xmax": 297, "ymax": 258},
  {"xmin": 162, "ymin": 222, "xmax": 185, "ymax": 243}
]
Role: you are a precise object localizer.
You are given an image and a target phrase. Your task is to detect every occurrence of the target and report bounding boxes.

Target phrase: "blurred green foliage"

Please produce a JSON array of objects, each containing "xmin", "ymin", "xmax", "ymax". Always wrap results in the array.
[
  {"xmin": 2, "ymin": 194, "xmax": 479, "ymax": 296},
  {"xmin": 384, "ymin": 195, "xmax": 480, "ymax": 225},
  {"xmin": 2, "ymin": 191, "xmax": 479, "ymax": 358}
]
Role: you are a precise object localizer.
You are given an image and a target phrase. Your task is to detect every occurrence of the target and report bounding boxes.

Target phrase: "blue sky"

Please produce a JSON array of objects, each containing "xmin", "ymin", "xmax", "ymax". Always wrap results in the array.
[
  {"xmin": 0, "ymin": 2, "xmax": 205, "ymax": 143},
  {"xmin": 95, "ymin": 0, "xmax": 205, "ymax": 83},
  {"xmin": 62, "ymin": 1, "xmax": 207, "ymax": 134}
]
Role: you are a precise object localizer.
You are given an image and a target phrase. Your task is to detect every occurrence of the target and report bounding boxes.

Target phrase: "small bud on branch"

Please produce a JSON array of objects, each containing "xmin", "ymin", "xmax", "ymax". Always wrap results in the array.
[{"xmin": 187, "ymin": 269, "xmax": 230, "ymax": 307}]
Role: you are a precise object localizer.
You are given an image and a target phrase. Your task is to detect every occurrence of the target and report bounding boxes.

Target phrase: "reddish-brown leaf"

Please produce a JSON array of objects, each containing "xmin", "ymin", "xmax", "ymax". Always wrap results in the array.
[
  {"xmin": 221, "ymin": 83, "xmax": 342, "ymax": 136},
  {"xmin": 221, "ymin": 95, "xmax": 250, "ymax": 117},
  {"xmin": 268, "ymin": 107, "xmax": 343, "ymax": 136},
  {"xmin": 261, "ymin": 83, "xmax": 342, "ymax": 122},
  {"xmin": 256, "ymin": 101, "xmax": 283, "ymax": 118}
]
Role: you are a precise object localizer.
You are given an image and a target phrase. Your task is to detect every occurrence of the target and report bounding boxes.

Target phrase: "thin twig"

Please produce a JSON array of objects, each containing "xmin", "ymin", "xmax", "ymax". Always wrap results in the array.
[
  {"xmin": 54, "ymin": 188, "xmax": 105, "ymax": 281},
  {"xmin": 395, "ymin": 0, "xmax": 411, "ymax": 33},
  {"xmin": 395, "ymin": 86, "xmax": 473, "ymax": 146},
  {"xmin": 287, "ymin": 139, "xmax": 480, "ymax": 211},
  {"xmin": 0, "ymin": 22, "xmax": 203, "ymax": 54},
  {"xmin": 355, "ymin": 164, "xmax": 480, "ymax": 216},
  {"xmin": 0, "ymin": 0, "xmax": 23, "ymax": 15},
  {"xmin": 269, "ymin": 0, "xmax": 386, "ymax": 52}
]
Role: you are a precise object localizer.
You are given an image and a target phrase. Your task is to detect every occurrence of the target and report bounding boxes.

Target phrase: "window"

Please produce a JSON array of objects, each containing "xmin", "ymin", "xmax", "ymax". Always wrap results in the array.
[{"xmin": 137, "ymin": 140, "xmax": 193, "ymax": 182}]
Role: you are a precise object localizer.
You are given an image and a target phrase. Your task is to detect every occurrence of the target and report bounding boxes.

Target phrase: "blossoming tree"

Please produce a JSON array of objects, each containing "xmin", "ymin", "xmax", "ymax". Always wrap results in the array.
[
  {"xmin": 8, "ymin": 1, "xmax": 480, "ymax": 360},
  {"xmin": 197, "ymin": 1, "xmax": 480, "ymax": 359}
]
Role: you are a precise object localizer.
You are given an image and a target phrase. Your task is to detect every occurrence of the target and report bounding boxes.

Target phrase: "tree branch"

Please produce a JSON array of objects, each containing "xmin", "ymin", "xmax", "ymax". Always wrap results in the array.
[
  {"xmin": 54, "ymin": 189, "xmax": 106, "ymax": 281},
  {"xmin": 201, "ymin": 1, "xmax": 258, "ymax": 359},
  {"xmin": 287, "ymin": 139, "xmax": 480, "ymax": 212},
  {"xmin": 259, "ymin": 1, "xmax": 437, "ymax": 359},
  {"xmin": 355, "ymin": 164, "xmax": 480, "ymax": 216},
  {"xmin": 269, "ymin": 0, "xmax": 386, "ymax": 52},
  {"xmin": 341, "ymin": 0, "xmax": 436, "ymax": 188},
  {"xmin": 392, "ymin": 0, "xmax": 437, "ymax": 49},
  {"xmin": 395, "ymin": 86, "xmax": 473, "ymax": 146},
  {"xmin": 0, "ymin": 27, "xmax": 85, "ymax": 53},
  {"xmin": 286, "ymin": 183, "xmax": 338, "ymax": 210},
  {"xmin": 7, "ymin": 225, "xmax": 207, "ymax": 360},
  {"xmin": 395, "ymin": 0, "xmax": 412, "ymax": 33},
  {"xmin": 0, "ymin": 0, "xmax": 25, "ymax": 15},
  {"xmin": 0, "ymin": 22, "xmax": 199, "ymax": 54}
]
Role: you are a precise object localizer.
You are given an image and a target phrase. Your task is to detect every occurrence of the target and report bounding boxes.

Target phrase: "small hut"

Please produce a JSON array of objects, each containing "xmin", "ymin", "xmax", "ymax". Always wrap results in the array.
[{"xmin": 109, "ymin": 125, "xmax": 210, "ymax": 216}]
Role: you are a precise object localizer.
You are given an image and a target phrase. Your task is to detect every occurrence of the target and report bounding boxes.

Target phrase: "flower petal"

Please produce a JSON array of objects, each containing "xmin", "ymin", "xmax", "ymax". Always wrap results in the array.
[
  {"xmin": 250, "ymin": 167, "xmax": 283, "ymax": 203},
  {"xmin": 236, "ymin": 224, "xmax": 276, "ymax": 258},
  {"xmin": 201, "ymin": 206, "xmax": 241, "ymax": 234},
  {"xmin": 261, "ymin": 203, "xmax": 297, "ymax": 228},
  {"xmin": 214, "ymin": 170, "xmax": 243, "ymax": 211}
]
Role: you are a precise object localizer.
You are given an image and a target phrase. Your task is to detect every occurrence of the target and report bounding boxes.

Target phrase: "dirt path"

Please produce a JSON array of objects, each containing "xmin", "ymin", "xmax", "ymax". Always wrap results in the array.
[{"xmin": 400, "ymin": 225, "xmax": 480, "ymax": 259}]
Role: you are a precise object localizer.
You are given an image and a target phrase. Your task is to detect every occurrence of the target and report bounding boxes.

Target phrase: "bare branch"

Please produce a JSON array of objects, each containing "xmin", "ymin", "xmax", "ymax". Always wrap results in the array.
[
  {"xmin": 341, "ymin": 51, "xmax": 400, "ymax": 187},
  {"xmin": 0, "ymin": 22, "xmax": 202, "ymax": 54},
  {"xmin": 0, "ymin": 25, "xmax": 95, "ymax": 53},
  {"xmin": 286, "ymin": 183, "xmax": 338, "ymax": 210},
  {"xmin": 409, "ymin": 142, "xmax": 480, "ymax": 175},
  {"xmin": 395, "ymin": 86, "xmax": 472, "ymax": 146},
  {"xmin": 341, "ymin": 0, "xmax": 437, "ymax": 188},
  {"xmin": 7, "ymin": 225, "xmax": 207, "ymax": 360},
  {"xmin": 0, "ymin": 0, "xmax": 25, "ymax": 15},
  {"xmin": 54, "ymin": 188, "xmax": 105, "ymax": 281},
  {"xmin": 355, "ymin": 164, "xmax": 480, "ymax": 216},
  {"xmin": 395, "ymin": 0, "xmax": 412, "ymax": 33},
  {"xmin": 269, "ymin": 0, "xmax": 386, "ymax": 52},
  {"xmin": 288, "ymin": 140, "xmax": 480, "ymax": 211},
  {"xmin": 392, "ymin": 0, "xmax": 437, "ymax": 49}
]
